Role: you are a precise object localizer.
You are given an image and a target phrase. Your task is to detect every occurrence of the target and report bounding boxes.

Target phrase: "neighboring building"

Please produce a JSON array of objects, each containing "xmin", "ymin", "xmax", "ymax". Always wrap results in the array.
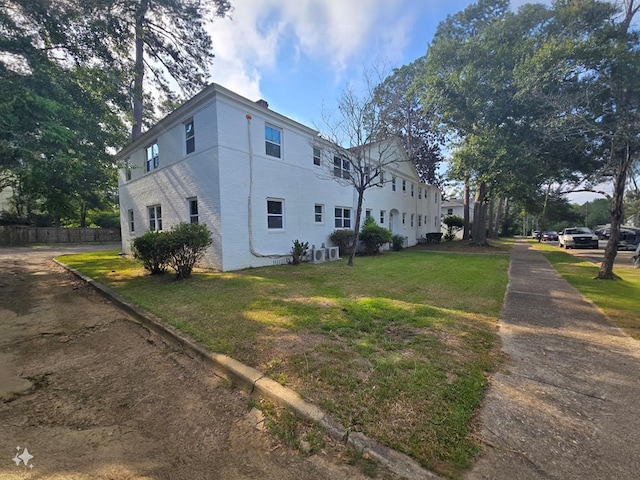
[
  {"xmin": 118, "ymin": 84, "xmax": 441, "ymax": 271},
  {"xmin": 441, "ymin": 198, "xmax": 474, "ymax": 239},
  {"xmin": 440, "ymin": 198, "xmax": 474, "ymax": 220}
]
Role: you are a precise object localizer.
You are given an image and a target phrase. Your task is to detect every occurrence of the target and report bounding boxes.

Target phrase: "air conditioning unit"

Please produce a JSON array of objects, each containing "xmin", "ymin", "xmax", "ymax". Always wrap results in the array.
[
  {"xmin": 327, "ymin": 247, "xmax": 340, "ymax": 261},
  {"xmin": 310, "ymin": 248, "xmax": 326, "ymax": 263}
]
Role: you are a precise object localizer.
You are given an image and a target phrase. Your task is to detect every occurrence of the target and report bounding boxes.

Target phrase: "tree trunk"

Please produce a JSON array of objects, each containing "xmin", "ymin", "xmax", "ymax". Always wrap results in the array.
[
  {"xmin": 470, "ymin": 181, "xmax": 488, "ymax": 246},
  {"xmin": 348, "ymin": 187, "xmax": 366, "ymax": 267},
  {"xmin": 494, "ymin": 197, "xmax": 504, "ymax": 237},
  {"xmin": 487, "ymin": 197, "xmax": 495, "ymax": 238},
  {"xmin": 80, "ymin": 202, "xmax": 88, "ymax": 228},
  {"xmin": 463, "ymin": 174, "xmax": 470, "ymax": 240},
  {"xmin": 597, "ymin": 145, "xmax": 631, "ymax": 279},
  {"xmin": 131, "ymin": 0, "xmax": 148, "ymax": 141}
]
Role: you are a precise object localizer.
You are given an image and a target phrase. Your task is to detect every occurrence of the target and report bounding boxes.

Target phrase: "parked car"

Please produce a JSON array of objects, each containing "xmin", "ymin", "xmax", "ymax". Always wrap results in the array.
[
  {"xmin": 541, "ymin": 230, "xmax": 558, "ymax": 241},
  {"xmin": 594, "ymin": 226, "xmax": 640, "ymax": 250},
  {"xmin": 558, "ymin": 227, "xmax": 599, "ymax": 249}
]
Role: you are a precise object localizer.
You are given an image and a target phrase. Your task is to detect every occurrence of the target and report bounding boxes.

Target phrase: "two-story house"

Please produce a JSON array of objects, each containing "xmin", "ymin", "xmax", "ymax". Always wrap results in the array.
[{"xmin": 118, "ymin": 83, "xmax": 441, "ymax": 271}]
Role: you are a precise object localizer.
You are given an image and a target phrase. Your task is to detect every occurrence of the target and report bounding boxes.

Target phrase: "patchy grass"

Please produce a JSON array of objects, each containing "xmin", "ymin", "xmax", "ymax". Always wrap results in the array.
[
  {"xmin": 59, "ymin": 248, "xmax": 509, "ymax": 478},
  {"xmin": 535, "ymin": 246, "xmax": 640, "ymax": 340}
]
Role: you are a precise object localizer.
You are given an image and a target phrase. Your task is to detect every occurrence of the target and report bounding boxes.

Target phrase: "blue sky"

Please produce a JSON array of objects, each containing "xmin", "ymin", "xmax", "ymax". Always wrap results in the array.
[
  {"xmin": 205, "ymin": 0, "xmax": 606, "ymax": 203},
  {"xmin": 207, "ymin": 0, "xmax": 550, "ymax": 128}
]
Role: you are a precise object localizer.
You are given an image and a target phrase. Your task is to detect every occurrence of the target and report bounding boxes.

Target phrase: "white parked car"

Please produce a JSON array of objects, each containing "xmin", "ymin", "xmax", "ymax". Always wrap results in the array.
[{"xmin": 558, "ymin": 227, "xmax": 599, "ymax": 249}]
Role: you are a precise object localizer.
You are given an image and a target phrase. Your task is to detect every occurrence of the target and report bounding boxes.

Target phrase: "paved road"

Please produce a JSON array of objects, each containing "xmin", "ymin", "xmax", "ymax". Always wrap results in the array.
[
  {"xmin": 0, "ymin": 245, "xmax": 371, "ymax": 480},
  {"xmin": 466, "ymin": 240, "xmax": 640, "ymax": 479}
]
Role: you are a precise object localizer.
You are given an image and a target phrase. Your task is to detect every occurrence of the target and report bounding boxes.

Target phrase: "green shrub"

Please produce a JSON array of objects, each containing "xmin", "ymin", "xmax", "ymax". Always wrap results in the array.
[
  {"xmin": 359, "ymin": 217, "xmax": 392, "ymax": 255},
  {"xmin": 392, "ymin": 234, "xmax": 405, "ymax": 251},
  {"xmin": 330, "ymin": 229, "xmax": 355, "ymax": 257},
  {"xmin": 132, "ymin": 223, "xmax": 213, "ymax": 279},
  {"xmin": 443, "ymin": 215, "xmax": 464, "ymax": 242},
  {"xmin": 290, "ymin": 239, "xmax": 309, "ymax": 265},
  {"xmin": 165, "ymin": 222, "xmax": 213, "ymax": 279},
  {"xmin": 132, "ymin": 231, "xmax": 171, "ymax": 275}
]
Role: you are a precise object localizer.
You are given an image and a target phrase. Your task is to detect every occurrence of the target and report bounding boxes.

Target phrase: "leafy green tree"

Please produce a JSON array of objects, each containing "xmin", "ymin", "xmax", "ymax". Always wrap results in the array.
[
  {"xmin": 372, "ymin": 58, "xmax": 443, "ymax": 186},
  {"xmin": 515, "ymin": 0, "xmax": 640, "ymax": 278}
]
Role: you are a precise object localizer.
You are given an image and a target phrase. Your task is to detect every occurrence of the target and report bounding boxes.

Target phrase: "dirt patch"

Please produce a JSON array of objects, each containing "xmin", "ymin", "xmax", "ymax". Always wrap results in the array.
[{"xmin": 0, "ymin": 247, "xmax": 378, "ymax": 480}]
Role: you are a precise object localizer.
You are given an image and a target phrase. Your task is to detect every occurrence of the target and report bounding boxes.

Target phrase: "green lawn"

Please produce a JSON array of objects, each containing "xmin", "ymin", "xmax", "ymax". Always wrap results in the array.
[
  {"xmin": 59, "ymin": 247, "xmax": 510, "ymax": 478},
  {"xmin": 534, "ymin": 242, "xmax": 640, "ymax": 339}
]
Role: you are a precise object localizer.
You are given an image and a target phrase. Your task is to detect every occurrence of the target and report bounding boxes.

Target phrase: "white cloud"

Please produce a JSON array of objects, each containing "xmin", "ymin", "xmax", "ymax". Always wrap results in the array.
[{"xmin": 207, "ymin": 0, "xmax": 413, "ymax": 97}]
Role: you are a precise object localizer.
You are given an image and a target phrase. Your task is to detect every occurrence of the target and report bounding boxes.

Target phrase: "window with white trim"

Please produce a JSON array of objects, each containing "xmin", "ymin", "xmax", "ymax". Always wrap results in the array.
[
  {"xmin": 418, "ymin": 188, "xmax": 422, "ymax": 199},
  {"xmin": 314, "ymin": 204, "xmax": 323, "ymax": 223},
  {"xmin": 411, "ymin": 214, "xmax": 415, "ymax": 227},
  {"xmin": 334, "ymin": 207, "xmax": 351, "ymax": 228},
  {"xmin": 267, "ymin": 199, "xmax": 284, "ymax": 229},
  {"xmin": 411, "ymin": 184, "xmax": 414, "ymax": 197},
  {"xmin": 128, "ymin": 209, "xmax": 135, "ymax": 233},
  {"xmin": 265, "ymin": 125, "xmax": 282, "ymax": 158},
  {"xmin": 380, "ymin": 210, "xmax": 385, "ymax": 225},
  {"xmin": 313, "ymin": 146, "xmax": 321, "ymax": 166},
  {"xmin": 145, "ymin": 142, "xmax": 159, "ymax": 172},
  {"xmin": 447, "ymin": 208, "xmax": 453, "ymax": 215},
  {"xmin": 402, "ymin": 213, "xmax": 406, "ymax": 225},
  {"xmin": 392, "ymin": 176, "xmax": 396, "ymax": 191},
  {"xmin": 402, "ymin": 180, "xmax": 406, "ymax": 192},
  {"xmin": 333, "ymin": 156, "xmax": 350, "ymax": 179},
  {"xmin": 418, "ymin": 215, "xmax": 422, "ymax": 227},
  {"xmin": 365, "ymin": 209, "xmax": 372, "ymax": 219},
  {"xmin": 188, "ymin": 197, "xmax": 199, "ymax": 224},
  {"xmin": 148, "ymin": 205, "xmax": 162, "ymax": 231},
  {"xmin": 185, "ymin": 119, "xmax": 195, "ymax": 154}
]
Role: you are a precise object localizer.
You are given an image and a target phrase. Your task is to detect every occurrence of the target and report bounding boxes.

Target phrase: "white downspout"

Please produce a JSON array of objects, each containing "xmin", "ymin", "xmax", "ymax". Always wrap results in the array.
[{"xmin": 245, "ymin": 113, "xmax": 288, "ymax": 259}]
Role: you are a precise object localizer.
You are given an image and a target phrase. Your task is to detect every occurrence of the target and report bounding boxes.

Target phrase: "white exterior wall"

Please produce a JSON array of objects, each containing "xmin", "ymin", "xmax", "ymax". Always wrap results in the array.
[{"xmin": 118, "ymin": 84, "xmax": 442, "ymax": 272}]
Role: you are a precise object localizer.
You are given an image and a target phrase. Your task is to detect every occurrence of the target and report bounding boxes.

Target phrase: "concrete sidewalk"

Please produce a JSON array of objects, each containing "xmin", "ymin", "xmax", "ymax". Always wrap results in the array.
[{"xmin": 466, "ymin": 240, "xmax": 640, "ymax": 479}]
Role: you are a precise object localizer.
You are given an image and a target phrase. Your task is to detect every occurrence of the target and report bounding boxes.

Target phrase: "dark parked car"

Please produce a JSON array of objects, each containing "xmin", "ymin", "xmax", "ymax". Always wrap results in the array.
[
  {"xmin": 558, "ymin": 227, "xmax": 599, "ymax": 249},
  {"xmin": 541, "ymin": 230, "xmax": 558, "ymax": 241}
]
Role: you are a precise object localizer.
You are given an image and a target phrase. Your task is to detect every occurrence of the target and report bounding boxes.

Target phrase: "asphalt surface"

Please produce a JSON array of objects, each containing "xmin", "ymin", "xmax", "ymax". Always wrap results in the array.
[{"xmin": 466, "ymin": 240, "xmax": 640, "ymax": 479}]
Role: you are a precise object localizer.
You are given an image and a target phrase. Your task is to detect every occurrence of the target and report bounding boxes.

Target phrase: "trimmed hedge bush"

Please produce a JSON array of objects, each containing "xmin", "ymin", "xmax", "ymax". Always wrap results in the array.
[
  {"xmin": 330, "ymin": 229, "xmax": 355, "ymax": 257},
  {"xmin": 132, "ymin": 222, "xmax": 212, "ymax": 279},
  {"xmin": 359, "ymin": 217, "xmax": 392, "ymax": 255}
]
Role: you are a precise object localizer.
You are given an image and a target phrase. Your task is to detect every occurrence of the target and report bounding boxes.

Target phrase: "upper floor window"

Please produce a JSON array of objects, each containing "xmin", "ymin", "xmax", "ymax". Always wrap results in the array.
[
  {"xmin": 314, "ymin": 204, "xmax": 323, "ymax": 223},
  {"xmin": 267, "ymin": 199, "xmax": 284, "ymax": 229},
  {"xmin": 402, "ymin": 213, "xmax": 406, "ymax": 225},
  {"xmin": 418, "ymin": 188, "xmax": 422, "ymax": 199},
  {"xmin": 402, "ymin": 179, "xmax": 406, "ymax": 192},
  {"xmin": 313, "ymin": 147, "xmax": 321, "ymax": 166},
  {"xmin": 185, "ymin": 119, "xmax": 195, "ymax": 154},
  {"xmin": 380, "ymin": 210, "xmax": 385, "ymax": 225},
  {"xmin": 145, "ymin": 142, "xmax": 159, "ymax": 172},
  {"xmin": 335, "ymin": 207, "xmax": 351, "ymax": 229},
  {"xmin": 447, "ymin": 208, "xmax": 453, "ymax": 215},
  {"xmin": 418, "ymin": 215, "xmax": 422, "ymax": 227},
  {"xmin": 148, "ymin": 205, "xmax": 162, "ymax": 231},
  {"xmin": 188, "ymin": 197, "xmax": 199, "ymax": 224},
  {"xmin": 379, "ymin": 171, "xmax": 385, "ymax": 185},
  {"xmin": 128, "ymin": 209, "xmax": 135, "ymax": 233},
  {"xmin": 365, "ymin": 209, "xmax": 372, "ymax": 219},
  {"xmin": 333, "ymin": 156, "xmax": 350, "ymax": 179},
  {"xmin": 411, "ymin": 214, "xmax": 415, "ymax": 227},
  {"xmin": 265, "ymin": 125, "xmax": 282, "ymax": 158},
  {"xmin": 392, "ymin": 176, "xmax": 396, "ymax": 191},
  {"xmin": 411, "ymin": 183, "xmax": 415, "ymax": 197}
]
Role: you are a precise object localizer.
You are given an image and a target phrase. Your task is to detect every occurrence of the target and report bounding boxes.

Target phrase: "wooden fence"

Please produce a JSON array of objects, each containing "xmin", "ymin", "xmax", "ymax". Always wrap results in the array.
[{"xmin": 0, "ymin": 226, "xmax": 121, "ymax": 246}]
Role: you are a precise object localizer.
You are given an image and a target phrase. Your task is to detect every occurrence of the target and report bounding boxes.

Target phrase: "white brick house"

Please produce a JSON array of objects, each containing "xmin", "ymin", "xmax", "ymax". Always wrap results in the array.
[{"xmin": 118, "ymin": 84, "xmax": 441, "ymax": 271}]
